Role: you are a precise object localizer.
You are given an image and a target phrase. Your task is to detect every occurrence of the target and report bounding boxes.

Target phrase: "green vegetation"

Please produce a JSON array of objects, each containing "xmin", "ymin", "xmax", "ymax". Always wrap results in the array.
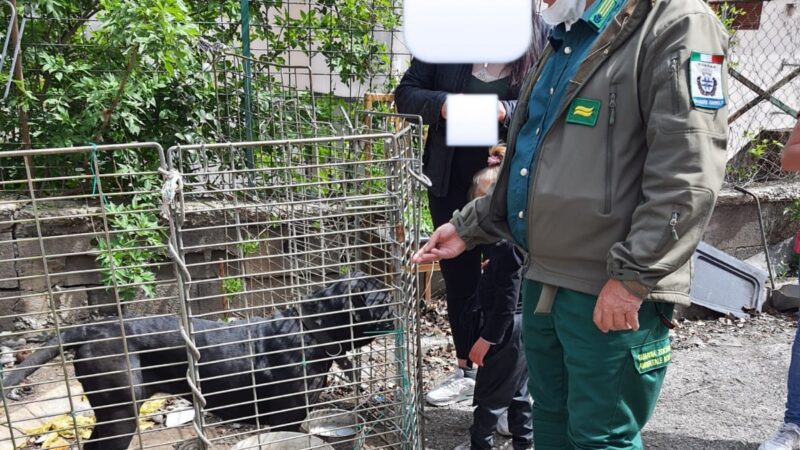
[
  {"xmin": 239, "ymin": 240, "xmax": 260, "ymax": 255},
  {"xmin": 222, "ymin": 277, "xmax": 245, "ymax": 295},
  {"xmin": 727, "ymin": 130, "xmax": 785, "ymax": 184},
  {"xmin": 1, "ymin": 0, "xmax": 401, "ymax": 300},
  {"xmin": 2, "ymin": 0, "xmax": 399, "ymax": 151},
  {"xmin": 95, "ymin": 201, "xmax": 165, "ymax": 302}
]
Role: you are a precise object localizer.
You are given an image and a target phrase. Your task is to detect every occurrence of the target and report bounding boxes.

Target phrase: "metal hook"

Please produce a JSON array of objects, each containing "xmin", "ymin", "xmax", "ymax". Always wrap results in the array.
[
  {"xmin": 0, "ymin": 1, "xmax": 16, "ymax": 93},
  {"xmin": 2, "ymin": 1, "xmax": 25, "ymax": 101},
  {"xmin": 406, "ymin": 165, "xmax": 432, "ymax": 188}
]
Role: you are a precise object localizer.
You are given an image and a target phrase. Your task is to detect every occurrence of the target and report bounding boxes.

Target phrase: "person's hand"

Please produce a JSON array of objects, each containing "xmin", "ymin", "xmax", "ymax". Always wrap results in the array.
[
  {"xmin": 412, "ymin": 223, "xmax": 466, "ymax": 264},
  {"xmin": 469, "ymin": 338, "xmax": 492, "ymax": 367},
  {"xmin": 593, "ymin": 279, "xmax": 644, "ymax": 333},
  {"xmin": 441, "ymin": 100, "xmax": 448, "ymax": 119},
  {"xmin": 480, "ymin": 259, "xmax": 490, "ymax": 270},
  {"xmin": 497, "ymin": 101, "xmax": 507, "ymax": 123}
]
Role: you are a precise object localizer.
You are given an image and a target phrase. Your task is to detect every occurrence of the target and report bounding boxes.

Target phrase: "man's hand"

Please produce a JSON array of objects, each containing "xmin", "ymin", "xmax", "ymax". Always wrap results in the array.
[
  {"xmin": 411, "ymin": 223, "xmax": 466, "ymax": 264},
  {"xmin": 469, "ymin": 338, "xmax": 492, "ymax": 367},
  {"xmin": 593, "ymin": 279, "xmax": 644, "ymax": 333}
]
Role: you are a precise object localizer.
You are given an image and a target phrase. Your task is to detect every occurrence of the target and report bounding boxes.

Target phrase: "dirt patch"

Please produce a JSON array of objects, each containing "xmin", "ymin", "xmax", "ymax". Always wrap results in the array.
[{"xmin": 2, "ymin": 298, "xmax": 797, "ymax": 449}]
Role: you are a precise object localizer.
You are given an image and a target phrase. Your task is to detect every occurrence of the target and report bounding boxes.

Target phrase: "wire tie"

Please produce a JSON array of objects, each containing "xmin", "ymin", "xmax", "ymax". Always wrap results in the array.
[
  {"xmin": 364, "ymin": 329, "xmax": 399, "ymax": 336},
  {"xmin": 159, "ymin": 167, "xmax": 183, "ymax": 220},
  {"xmin": 88, "ymin": 143, "xmax": 109, "ymax": 206}
]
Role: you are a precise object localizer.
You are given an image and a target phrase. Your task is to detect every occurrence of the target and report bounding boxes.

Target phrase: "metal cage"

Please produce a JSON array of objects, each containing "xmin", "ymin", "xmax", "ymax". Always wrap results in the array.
[{"xmin": 0, "ymin": 114, "xmax": 427, "ymax": 450}]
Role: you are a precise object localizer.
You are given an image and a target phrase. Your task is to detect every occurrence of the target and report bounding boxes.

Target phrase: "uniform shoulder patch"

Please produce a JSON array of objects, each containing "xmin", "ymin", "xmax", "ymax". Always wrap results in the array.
[
  {"xmin": 566, "ymin": 98, "xmax": 601, "ymax": 127},
  {"xmin": 689, "ymin": 52, "xmax": 726, "ymax": 110}
]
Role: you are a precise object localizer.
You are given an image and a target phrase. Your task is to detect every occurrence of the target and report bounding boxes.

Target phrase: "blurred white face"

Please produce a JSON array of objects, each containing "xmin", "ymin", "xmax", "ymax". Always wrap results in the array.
[
  {"xmin": 403, "ymin": 0, "xmax": 540, "ymax": 146},
  {"xmin": 403, "ymin": 0, "xmax": 534, "ymax": 64}
]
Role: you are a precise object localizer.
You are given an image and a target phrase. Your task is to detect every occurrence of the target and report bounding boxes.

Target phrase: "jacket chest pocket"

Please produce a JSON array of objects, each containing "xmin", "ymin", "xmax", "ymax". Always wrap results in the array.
[
  {"xmin": 669, "ymin": 54, "xmax": 681, "ymax": 115},
  {"xmin": 667, "ymin": 50, "xmax": 718, "ymax": 117}
]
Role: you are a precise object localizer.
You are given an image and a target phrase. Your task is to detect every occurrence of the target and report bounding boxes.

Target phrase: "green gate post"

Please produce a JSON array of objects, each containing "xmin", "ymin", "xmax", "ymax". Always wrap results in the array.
[{"xmin": 241, "ymin": 0, "xmax": 255, "ymax": 168}]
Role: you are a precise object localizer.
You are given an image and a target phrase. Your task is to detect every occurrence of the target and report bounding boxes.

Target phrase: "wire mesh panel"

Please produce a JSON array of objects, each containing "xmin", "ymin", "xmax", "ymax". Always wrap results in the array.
[
  {"xmin": 718, "ymin": 0, "xmax": 800, "ymax": 184},
  {"xmin": 206, "ymin": 51, "xmax": 340, "ymax": 143},
  {"xmin": 0, "ymin": 143, "xmax": 207, "ymax": 450},
  {"xmin": 166, "ymin": 129, "xmax": 424, "ymax": 449},
  {"xmin": 0, "ymin": 125, "xmax": 425, "ymax": 450}
]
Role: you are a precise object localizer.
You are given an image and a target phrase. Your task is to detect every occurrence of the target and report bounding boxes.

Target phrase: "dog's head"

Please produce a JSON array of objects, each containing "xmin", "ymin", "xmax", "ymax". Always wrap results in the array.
[{"xmin": 299, "ymin": 272, "xmax": 395, "ymax": 352}]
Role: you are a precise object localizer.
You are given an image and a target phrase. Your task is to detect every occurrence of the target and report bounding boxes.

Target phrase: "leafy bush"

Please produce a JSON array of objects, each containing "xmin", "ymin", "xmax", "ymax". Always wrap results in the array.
[{"xmin": 2, "ymin": 0, "xmax": 402, "ymax": 301}]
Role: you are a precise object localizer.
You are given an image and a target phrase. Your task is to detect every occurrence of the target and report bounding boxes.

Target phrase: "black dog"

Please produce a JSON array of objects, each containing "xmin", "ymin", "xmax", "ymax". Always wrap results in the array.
[{"xmin": 3, "ymin": 273, "xmax": 393, "ymax": 450}]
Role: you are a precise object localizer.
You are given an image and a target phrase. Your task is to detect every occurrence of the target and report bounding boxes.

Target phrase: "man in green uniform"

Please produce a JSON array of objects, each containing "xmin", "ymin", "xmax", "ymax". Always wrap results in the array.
[{"xmin": 412, "ymin": 0, "xmax": 729, "ymax": 447}]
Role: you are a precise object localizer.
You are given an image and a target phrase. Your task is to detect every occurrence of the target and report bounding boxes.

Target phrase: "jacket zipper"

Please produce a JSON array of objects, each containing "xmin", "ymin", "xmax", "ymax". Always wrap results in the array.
[
  {"xmin": 604, "ymin": 88, "xmax": 617, "ymax": 214},
  {"xmin": 520, "ymin": 13, "xmax": 628, "ymax": 255},
  {"xmin": 669, "ymin": 212, "xmax": 680, "ymax": 241},
  {"xmin": 669, "ymin": 56, "xmax": 680, "ymax": 114}
]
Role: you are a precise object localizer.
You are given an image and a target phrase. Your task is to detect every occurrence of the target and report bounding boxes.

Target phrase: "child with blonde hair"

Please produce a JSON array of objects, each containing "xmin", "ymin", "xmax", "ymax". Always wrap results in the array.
[{"xmin": 457, "ymin": 144, "xmax": 532, "ymax": 450}]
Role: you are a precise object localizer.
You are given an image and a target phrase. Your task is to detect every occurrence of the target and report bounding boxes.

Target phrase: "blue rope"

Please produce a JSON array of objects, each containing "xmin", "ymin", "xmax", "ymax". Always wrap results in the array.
[{"xmin": 89, "ymin": 144, "xmax": 109, "ymax": 206}]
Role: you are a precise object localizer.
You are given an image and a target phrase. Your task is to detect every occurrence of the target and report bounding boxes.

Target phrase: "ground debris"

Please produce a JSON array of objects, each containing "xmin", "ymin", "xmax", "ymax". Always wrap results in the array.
[{"xmin": 671, "ymin": 310, "xmax": 797, "ymax": 351}]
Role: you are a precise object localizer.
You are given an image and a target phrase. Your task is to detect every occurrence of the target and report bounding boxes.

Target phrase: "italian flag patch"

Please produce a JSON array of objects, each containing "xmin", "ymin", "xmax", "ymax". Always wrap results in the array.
[{"xmin": 689, "ymin": 52, "xmax": 726, "ymax": 110}]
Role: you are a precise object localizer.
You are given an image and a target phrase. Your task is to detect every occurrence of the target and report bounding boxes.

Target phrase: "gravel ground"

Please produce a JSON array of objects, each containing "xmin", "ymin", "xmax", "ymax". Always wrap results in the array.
[
  {"xmin": 3, "ymin": 298, "xmax": 797, "ymax": 449},
  {"xmin": 419, "ymin": 297, "xmax": 799, "ymax": 450}
]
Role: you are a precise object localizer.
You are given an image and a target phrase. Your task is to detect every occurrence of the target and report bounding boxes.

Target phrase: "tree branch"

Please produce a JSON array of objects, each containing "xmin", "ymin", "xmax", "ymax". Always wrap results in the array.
[
  {"xmin": 94, "ymin": 48, "xmax": 138, "ymax": 143},
  {"xmin": 9, "ymin": 0, "xmax": 31, "ymax": 149}
]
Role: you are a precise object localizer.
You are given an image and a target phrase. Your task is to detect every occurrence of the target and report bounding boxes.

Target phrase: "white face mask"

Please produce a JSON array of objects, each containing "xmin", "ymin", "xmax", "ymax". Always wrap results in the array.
[{"xmin": 540, "ymin": 0, "xmax": 588, "ymax": 31}]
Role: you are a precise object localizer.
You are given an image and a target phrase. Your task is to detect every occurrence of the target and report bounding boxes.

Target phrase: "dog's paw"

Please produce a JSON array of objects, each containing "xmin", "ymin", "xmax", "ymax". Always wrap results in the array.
[
  {"xmin": 173, "ymin": 439, "xmax": 203, "ymax": 450},
  {"xmin": 6, "ymin": 386, "xmax": 31, "ymax": 401}
]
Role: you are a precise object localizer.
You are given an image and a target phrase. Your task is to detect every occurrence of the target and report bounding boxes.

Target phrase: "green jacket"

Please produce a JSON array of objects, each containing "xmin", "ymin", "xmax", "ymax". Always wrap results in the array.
[{"xmin": 451, "ymin": 0, "xmax": 729, "ymax": 305}]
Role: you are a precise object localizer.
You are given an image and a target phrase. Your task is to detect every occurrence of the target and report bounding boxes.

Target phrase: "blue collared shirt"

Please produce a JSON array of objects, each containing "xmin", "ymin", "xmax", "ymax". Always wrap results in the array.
[{"xmin": 507, "ymin": 0, "xmax": 625, "ymax": 249}]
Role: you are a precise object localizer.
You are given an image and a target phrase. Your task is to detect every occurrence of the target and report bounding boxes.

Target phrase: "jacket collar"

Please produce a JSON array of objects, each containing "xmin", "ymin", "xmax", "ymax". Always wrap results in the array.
[
  {"xmin": 487, "ymin": 0, "xmax": 652, "ymax": 227},
  {"xmin": 552, "ymin": 0, "xmax": 649, "ymax": 123},
  {"xmin": 550, "ymin": 0, "xmax": 624, "ymax": 45}
]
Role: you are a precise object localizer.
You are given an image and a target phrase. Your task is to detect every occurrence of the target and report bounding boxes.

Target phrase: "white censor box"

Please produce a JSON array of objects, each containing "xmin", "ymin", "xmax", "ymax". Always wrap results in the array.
[
  {"xmin": 403, "ymin": 0, "xmax": 532, "ymax": 64},
  {"xmin": 446, "ymin": 94, "xmax": 499, "ymax": 147}
]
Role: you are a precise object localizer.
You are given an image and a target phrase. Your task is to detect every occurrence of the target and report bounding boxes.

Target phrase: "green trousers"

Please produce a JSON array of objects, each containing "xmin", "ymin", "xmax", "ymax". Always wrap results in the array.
[{"xmin": 521, "ymin": 280, "xmax": 674, "ymax": 450}]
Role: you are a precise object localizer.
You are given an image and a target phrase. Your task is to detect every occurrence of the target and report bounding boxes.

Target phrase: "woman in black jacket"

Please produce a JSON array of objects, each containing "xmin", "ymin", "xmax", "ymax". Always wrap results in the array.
[{"xmin": 395, "ymin": 16, "xmax": 548, "ymax": 407}]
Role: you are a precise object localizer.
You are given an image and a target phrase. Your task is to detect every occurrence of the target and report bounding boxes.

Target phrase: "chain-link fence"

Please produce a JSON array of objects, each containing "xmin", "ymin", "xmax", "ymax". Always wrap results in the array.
[
  {"xmin": 2, "ymin": 0, "xmax": 798, "ymax": 180},
  {"xmin": 716, "ymin": 0, "xmax": 800, "ymax": 185},
  {"xmin": 0, "ymin": 0, "xmax": 410, "ymax": 150}
]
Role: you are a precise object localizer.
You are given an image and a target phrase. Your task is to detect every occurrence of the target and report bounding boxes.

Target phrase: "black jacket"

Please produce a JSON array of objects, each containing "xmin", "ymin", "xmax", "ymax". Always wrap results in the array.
[
  {"xmin": 394, "ymin": 62, "xmax": 520, "ymax": 197},
  {"xmin": 475, "ymin": 240, "xmax": 523, "ymax": 344}
]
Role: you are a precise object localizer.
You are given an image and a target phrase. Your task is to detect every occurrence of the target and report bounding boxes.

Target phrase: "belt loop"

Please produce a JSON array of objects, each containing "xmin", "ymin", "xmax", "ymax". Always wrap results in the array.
[
  {"xmin": 655, "ymin": 303, "xmax": 677, "ymax": 330},
  {"xmin": 534, "ymin": 284, "xmax": 558, "ymax": 315}
]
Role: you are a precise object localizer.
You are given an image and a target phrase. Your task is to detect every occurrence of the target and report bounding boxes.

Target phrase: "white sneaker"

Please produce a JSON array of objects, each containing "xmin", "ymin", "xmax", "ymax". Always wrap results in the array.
[
  {"xmin": 760, "ymin": 423, "xmax": 800, "ymax": 450},
  {"xmin": 496, "ymin": 408, "xmax": 512, "ymax": 437},
  {"xmin": 425, "ymin": 368, "xmax": 475, "ymax": 406}
]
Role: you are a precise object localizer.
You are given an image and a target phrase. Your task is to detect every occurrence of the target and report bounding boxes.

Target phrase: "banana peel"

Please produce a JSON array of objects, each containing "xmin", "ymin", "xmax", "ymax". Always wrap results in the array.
[
  {"xmin": 40, "ymin": 433, "xmax": 70, "ymax": 450},
  {"xmin": 23, "ymin": 414, "xmax": 94, "ymax": 441},
  {"xmin": 139, "ymin": 397, "xmax": 167, "ymax": 416},
  {"xmin": 22, "ymin": 396, "xmax": 169, "ymax": 446},
  {"xmin": 138, "ymin": 396, "xmax": 168, "ymax": 431}
]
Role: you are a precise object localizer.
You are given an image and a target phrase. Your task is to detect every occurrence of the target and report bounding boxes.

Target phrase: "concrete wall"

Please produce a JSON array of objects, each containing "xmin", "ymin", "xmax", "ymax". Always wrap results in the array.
[
  {"xmin": 0, "ymin": 199, "xmax": 397, "ymax": 331},
  {"xmin": 703, "ymin": 183, "xmax": 800, "ymax": 261},
  {"xmin": 2, "ymin": 182, "xmax": 798, "ymax": 330}
]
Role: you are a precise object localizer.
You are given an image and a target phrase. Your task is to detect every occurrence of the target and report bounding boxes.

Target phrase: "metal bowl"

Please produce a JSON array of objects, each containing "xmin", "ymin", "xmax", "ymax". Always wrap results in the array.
[
  {"xmin": 300, "ymin": 408, "xmax": 361, "ymax": 439},
  {"xmin": 231, "ymin": 431, "xmax": 334, "ymax": 450}
]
